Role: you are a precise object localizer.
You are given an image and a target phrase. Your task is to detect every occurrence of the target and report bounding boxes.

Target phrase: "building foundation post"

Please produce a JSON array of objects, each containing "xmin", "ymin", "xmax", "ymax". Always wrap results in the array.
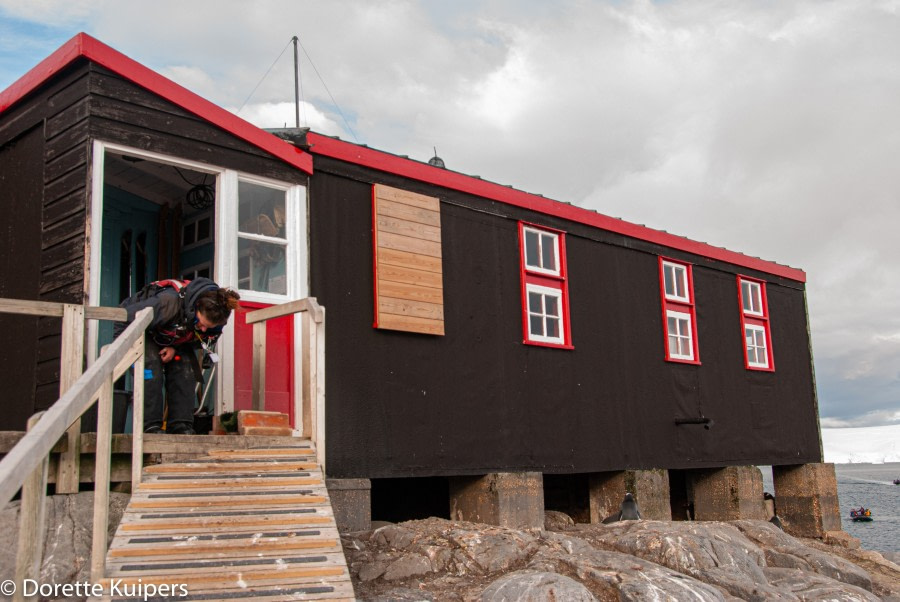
[
  {"xmin": 326, "ymin": 478, "xmax": 372, "ymax": 533},
  {"xmin": 449, "ymin": 472, "xmax": 544, "ymax": 529},
  {"xmin": 588, "ymin": 469, "xmax": 672, "ymax": 522},
  {"xmin": 772, "ymin": 463, "xmax": 841, "ymax": 538},
  {"xmin": 691, "ymin": 466, "xmax": 767, "ymax": 521}
]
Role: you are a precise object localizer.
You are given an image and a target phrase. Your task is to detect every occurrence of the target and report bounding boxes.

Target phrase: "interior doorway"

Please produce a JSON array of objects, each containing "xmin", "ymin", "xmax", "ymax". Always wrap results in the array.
[
  {"xmin": 89, "ymin": 141, "xmax": 309, "ymax": 433},
  {"xmin": 94, "ymin": 146, "xmax": 220, "ymax": 430}
]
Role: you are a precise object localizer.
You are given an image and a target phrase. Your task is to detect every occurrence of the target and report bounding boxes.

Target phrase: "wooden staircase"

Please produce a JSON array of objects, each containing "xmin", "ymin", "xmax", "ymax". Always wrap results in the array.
[{"xmin": 102, "ymin": 441, "xmax": 354, "ymax": 600}]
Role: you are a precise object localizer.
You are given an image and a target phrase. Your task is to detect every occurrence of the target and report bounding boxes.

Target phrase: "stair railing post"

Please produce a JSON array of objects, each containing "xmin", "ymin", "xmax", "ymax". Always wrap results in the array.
[
  {"xmin": 12, "ymin": 412, "xmax": 49, "ymax": 602},
  {"xmin": 90, "ymin": 374, "xmax": 114, "ymax": 582},
  {"xmin": 56, "ymin": 303, "xmax": 85, "ymax": 493},
  {"xmin": 131, "ymin": 337, "xmax": 145, "ymax": 487},
  {"xmin": 301, "ymin": 311, "xmax": 313, "ymax": 438},
  {"xmin": 315, "ymin": 307, "xmax": 326, "ymax": 470},
  {"xmin": 252, "ymin": 321, "xmax": 266, "ymax": 411}
]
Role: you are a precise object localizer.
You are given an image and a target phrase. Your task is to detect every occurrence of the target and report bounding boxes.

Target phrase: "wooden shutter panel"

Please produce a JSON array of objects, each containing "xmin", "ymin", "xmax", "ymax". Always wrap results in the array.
[{"xmin": 373, "ymin": 184, "xmax": 444, "ymax": 335}]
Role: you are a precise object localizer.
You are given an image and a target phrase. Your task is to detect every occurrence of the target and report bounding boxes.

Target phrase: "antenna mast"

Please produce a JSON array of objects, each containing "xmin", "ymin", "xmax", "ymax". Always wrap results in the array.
[{"xmin": 292, "ymin": 36, "xmax": 300, "ymax": 128}]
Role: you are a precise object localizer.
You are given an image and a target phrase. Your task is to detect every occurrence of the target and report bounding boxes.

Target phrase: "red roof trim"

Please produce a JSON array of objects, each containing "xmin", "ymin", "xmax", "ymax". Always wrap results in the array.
[
  {"xmin": 306, "ymin": 132, "xmax": 806, "ymax": 282},
  {"xmin": 0, "ymin": 33, "xmax": 312, "ymax": 174}
]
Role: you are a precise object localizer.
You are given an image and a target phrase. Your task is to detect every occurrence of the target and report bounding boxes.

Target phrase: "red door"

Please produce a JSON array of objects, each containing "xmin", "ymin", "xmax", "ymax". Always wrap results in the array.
[{"xmin": 232, "ymin": 302, "xmax": 294, "ymax": 425}]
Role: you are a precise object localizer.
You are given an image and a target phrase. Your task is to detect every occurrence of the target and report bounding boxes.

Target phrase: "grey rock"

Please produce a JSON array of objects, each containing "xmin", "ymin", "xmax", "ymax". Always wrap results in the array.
[
  {"xmin": 367, "ymin": 586, "xmax": 436, "ymax": 601},
  {"xmin": 764, "ymin": 567, "xmax": 881, "ymax": 601},
  {"xmin": 373, "ymin": 524, "xmax": 417, "ymax": 550},
  {"xmin": 358, "ymin": 560, "xmax": 388, "ymax": 582},
  {"xmin": 383, "ymin": 553, "xmax": 432, "ymax": 581},
  {"xmin": 881, "ymin": 551, "xmax": 900, "ymax": 565},
  {"xmin": 0, "ymin": 492, "xmax": 130, "ymax": 593},
  {"xmin": 528, "ymin": 539, "xmax": 728, "ymax": 601},
  {"xmin": 341, "ymin": 517, "xmax": 887, "ymax": 602},
  {"xmin": 732, "ymin": 520, "xmax": 874, "ymax": 591},
  {"xmin": 481, "ymin": 570, "xmax": 596, "ymax": 601},
  {"xmin": 577, "ymin": 520, "xmax": 768, "ymax": 583},
  {"xmin": 696, "ymin": 566, "xmax": 800, "ymax": 601},
  {"xmin": 543, "ymin": 510, "xmax": 574, "ymax": 531},
  {"xmin": 447, "ymin": 527, "xmax": 539, "ymax": 574}
]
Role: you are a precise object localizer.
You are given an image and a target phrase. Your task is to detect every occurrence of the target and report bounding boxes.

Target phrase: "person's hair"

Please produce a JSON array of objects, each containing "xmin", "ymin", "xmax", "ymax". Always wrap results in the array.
[{"xmin": 196, "ymin": 288, "xmax": 241, "ymax": 325}]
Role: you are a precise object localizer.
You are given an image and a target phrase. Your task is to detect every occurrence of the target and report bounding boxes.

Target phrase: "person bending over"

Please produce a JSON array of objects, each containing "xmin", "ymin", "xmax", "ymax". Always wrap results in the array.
[{"xmin": 118, "ymin": 278, "xmax": 240, "ymax": 434}]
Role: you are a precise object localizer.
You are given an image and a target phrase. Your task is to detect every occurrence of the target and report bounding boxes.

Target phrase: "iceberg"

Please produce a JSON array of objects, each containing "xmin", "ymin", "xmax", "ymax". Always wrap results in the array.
[{"xmin": 822, "ymin": 424, "xmax": 900, "ymax": 464}]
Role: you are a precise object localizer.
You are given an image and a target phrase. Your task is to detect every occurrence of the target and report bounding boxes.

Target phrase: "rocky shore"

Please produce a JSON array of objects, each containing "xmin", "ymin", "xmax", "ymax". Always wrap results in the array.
[
  {"xmin": 2, "ymin": 494, "xmax": 898, "ymax": 600},
  {"xmin": 342, "ymin": 513, "xmax": 900, "ymax": 601}
]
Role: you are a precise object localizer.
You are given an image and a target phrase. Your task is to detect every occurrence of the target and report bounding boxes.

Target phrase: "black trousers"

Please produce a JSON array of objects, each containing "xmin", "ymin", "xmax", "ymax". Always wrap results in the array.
[{"xmin": 143, "ymin": 338, "xmax": 196, "ymax": 431}]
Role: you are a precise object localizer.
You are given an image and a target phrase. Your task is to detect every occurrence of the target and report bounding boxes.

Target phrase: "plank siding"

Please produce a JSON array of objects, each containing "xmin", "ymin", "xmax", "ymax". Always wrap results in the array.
[
  {"xmin": 87, "ymin": 68, "xmax": 306, "ymax": 184},
  {"xmin": 373, "ymin": 184, "xmax": 445, "ymax": 336},
  {"xmin": 0, "ymin": 124, "xmax": 44, "ymax": 428},
  {"xmin": 311, "ymin": 167, "xmax": 821, "ymax": 479}
]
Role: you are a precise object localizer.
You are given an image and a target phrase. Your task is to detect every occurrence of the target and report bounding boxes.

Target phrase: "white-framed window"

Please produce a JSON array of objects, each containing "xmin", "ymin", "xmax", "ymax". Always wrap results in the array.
[
  {"xmin": 662, "ymin": 261, "xmax": 690, "ymax": 303},
  {"xmin": 737, "ymin": 276, "xmax": 774, "ymax": 371},
  {"xmin": 666, "ymin": 309, "xmax": 695, "ymax": 361},
  {"xmin": 181, "ymin": 262, "xmax": 212, "ymax": 281},
  {"xmin": 745, "ymin": 324, "xmax": 769, "ymax": 368},
  {"xmin": 526, "ymin": 283, "xmax": 564, "ymax": 345},
  {"xmin": 523, "ymin": 226, "xmax": 560, "ymax": 276},
  {"xmin": 236, "ymin": 179, "xmax": 289, "ymax": 296},
  {"xmin": 741, "ymin": 279, "xmax": 763, "ymax": 316},
  {"xmin": 182, "ymin": 212, "xmax": 213, "ymax": 250}
]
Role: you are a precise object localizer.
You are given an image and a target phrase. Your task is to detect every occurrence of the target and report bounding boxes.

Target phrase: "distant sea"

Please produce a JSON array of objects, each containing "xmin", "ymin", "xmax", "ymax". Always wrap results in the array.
[{"xmin": 763, "ymin": 463, "xmax": 900, "ymax": 553}]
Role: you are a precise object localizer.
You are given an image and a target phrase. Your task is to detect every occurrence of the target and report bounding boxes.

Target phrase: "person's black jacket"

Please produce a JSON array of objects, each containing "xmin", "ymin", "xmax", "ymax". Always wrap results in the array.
[{"xmin": 115, "ymin": 278, "xmax": 221, "ymax": 346}]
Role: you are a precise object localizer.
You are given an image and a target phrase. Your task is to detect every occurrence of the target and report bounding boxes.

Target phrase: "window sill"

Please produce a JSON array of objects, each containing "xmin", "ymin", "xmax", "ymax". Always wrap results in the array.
[{"xmin": 524, "ymin": 339, "xmax": 574, "ymax": 350}]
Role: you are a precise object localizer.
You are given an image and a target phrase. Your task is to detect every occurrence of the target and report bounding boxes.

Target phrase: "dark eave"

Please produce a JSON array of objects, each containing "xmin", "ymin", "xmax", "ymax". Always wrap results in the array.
[
  {"xmin": 304, "ymin": 132, "xmax": 806, "ymax": 283},
  {"xmin": 0, "ymin": 33, "xmax": 313, "ymax": 175}
]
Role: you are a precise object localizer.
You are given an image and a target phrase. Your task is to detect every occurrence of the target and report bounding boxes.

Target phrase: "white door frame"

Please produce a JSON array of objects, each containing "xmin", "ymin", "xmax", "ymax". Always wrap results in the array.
[{"xmin": 87, "ymin": 140, "xmax": 308, "ymax": 430}]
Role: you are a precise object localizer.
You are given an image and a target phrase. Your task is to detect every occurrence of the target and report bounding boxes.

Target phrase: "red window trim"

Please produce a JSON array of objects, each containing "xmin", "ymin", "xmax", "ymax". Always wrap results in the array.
[
  {"xmin": 519, "ymin": 222, "xmax": 573, "ymax": 349},
  {"xmin": 737, "ymin": 275, "xmax": 775, "ymax": 372},
  {"xmin": 658, "ymin": 257, "xmax": 701, "ymax": 365}
]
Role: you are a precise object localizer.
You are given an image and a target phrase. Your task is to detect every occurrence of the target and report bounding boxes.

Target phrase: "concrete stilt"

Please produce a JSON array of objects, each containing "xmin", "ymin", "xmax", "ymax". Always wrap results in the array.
[
  {"xmin": 691, "ymin": 466, "xmax": 767, "ymax": 521},
  {"xmin": 772, "ymin": 463, "xmax": 841, "ymax": 538},
  {"xmin": 449, "ymin": 472, "xmax": 544, "ymax": 529},
  {"xmin": 588, "ymin": 469, "xmax": 672, "ymax": 522},
  {"xmin": 326, "ymin": 478, "xmax": 372, "ymax": 533}
]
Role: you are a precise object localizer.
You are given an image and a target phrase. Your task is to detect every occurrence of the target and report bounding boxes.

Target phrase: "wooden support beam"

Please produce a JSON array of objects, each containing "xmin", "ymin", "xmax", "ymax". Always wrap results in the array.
[
  {"xmin": 252, "ymin": 322, "xmax": 266, "ymax": 411},
  {"xmin": 0, "ymin": 308, "xmax": 150, "ymax": 507},
  {"xmin": 132, "ymin": 351, "xmax": 145, "ymax": 487},
  {"xmin": 12, "ymin": 413, "xmax": 48, "ymax": 602},
  {"xmin": 90, "ymin": 376, "xmax": 113, "ymax": 582},
  {"xmin": 0, "ymin": 297, "xmax": 125, "ymax": 321},
  {"xmin": 245, "ymin": 297, "xmax": 323, "ymax": 324},
  {"xmin": 56, "ymin": 303, "xmax": 85, "ymax": 494}
]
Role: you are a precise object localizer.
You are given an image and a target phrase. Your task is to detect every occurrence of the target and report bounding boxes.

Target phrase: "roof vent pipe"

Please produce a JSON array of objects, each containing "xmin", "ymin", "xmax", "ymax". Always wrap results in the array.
[{"xmin": 428, "ymin": 147, "xmax": 446, "ymax": 169}]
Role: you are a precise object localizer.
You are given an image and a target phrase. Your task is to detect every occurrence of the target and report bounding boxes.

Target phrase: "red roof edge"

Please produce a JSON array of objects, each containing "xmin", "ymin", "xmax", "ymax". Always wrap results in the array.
[
  {"xmin": 306, "ymin": 132, "xmax": 806, "ymax": 283},
  {"xmin": 0, "ymin": 33, "xmax": 313, "ymax": 175}
]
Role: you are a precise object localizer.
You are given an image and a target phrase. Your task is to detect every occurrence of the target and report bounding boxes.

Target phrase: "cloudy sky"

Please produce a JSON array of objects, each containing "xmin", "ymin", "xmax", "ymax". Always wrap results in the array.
[{"xmin": 2, "ymin": 1, "xmax": 899, "ymax": 429}]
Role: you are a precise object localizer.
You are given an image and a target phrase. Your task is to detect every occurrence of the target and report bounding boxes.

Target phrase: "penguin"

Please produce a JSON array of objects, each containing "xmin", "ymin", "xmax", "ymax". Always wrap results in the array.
[
  {"xmin": 602, "ymin": 492, "xmax": 642, "ymax": 523},
  {"xmin": 763, "ymin": 492, "xmax": 784, "ymax": 530}
]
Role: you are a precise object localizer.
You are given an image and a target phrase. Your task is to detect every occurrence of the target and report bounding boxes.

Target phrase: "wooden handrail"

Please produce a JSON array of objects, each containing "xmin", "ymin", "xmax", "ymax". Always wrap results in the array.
[
  {"xmin": 244, "ymin": 296, "xmax": 324, "ymax": 324},
  {"xmin": 0, "ymin": 308, "xmax": 150, "ymax": 504},
  {"xmin": 0, "ymin": 297, "xmax": 126, "ymax": 321},
  {"xmin": 245, "ymin": 297, "xmax": 326, "ymax": 470},
  {"xmin": 0, "ymin": 303, "xmax": 151, "ymax": 589}
]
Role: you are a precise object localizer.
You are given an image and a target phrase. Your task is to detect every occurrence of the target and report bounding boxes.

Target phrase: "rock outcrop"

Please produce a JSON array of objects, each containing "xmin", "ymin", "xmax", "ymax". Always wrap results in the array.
[
  {"xmin": 343, "ymin": 516, "xmax": 899, "ymax": 601},
  {"xmin": 0, "ymin": 492, "xmax": 130, "ymax": 593}
]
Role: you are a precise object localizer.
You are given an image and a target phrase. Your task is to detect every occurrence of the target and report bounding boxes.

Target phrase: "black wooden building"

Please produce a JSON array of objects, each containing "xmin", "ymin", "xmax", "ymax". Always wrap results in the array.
[{"xmin": 0, "ymin": 34, "xmax": 821, "ymax": 490}]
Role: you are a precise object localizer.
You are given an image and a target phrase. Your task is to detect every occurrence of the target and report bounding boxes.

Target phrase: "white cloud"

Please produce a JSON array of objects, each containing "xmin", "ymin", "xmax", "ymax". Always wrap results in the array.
[
  {"xmin": 0, "ymin": 0, "xmax": 101, "ymax": 26},
  {"xmin": 231, "ymin": 101, "xmax": 343, "ymax": 135}
]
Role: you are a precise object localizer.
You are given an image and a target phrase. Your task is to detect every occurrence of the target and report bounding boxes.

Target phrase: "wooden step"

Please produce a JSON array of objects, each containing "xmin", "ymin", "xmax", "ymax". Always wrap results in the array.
[{"xmin": 104, "ymin": 440, "xmax": 354, "ymax": 601}]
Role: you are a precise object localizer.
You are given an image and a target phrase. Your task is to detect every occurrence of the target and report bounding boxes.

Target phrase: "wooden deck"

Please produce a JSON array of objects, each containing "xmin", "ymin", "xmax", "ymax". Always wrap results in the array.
[{"xmin": 101, "ymin": 441, "xmax": 354, "ymax": 600}]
